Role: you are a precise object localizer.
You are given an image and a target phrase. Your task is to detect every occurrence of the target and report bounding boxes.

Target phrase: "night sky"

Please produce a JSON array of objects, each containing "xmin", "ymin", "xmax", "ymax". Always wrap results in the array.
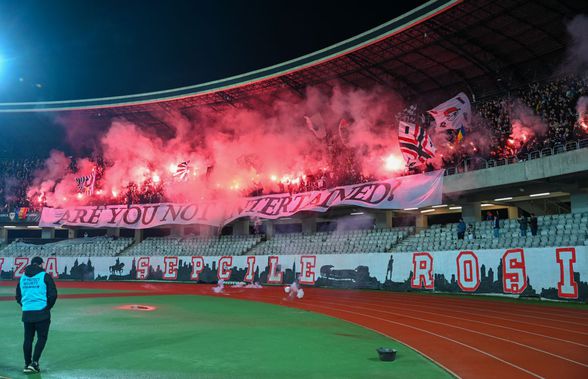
[{"xmin": 0, "ymin": 0, "xmax": 427, "ymax": 102}]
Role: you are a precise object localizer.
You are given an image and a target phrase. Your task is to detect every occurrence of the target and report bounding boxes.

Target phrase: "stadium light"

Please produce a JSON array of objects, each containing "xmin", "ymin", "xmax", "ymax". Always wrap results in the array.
[
  {"xmin": 403, "ymin": 207, "xmax": 418, "ymax": 211},
  {"xmin": 529, "ymin": 192, "xmax": 550, "ymax": 197},
  {"xmin": 432, "ymin": 204, "xmax": 447, "ymax": 208},
  {"xmin": 449, "ymin": 206, "xmax": 462, "ymax": 210},
  {"xmin": 420, "ymin": 209, "xmax": 435, "ymax": 213},
  {"xmin": 350, "ymin": 212, "xmax": 364, "ymax": 215},
  {"xmin": 494, "ymin": 197, "xmax": 513, "ymax": 201},
  {"xmin": 481, "ymin": 203, "xmax": 494, "ymax": 207}
]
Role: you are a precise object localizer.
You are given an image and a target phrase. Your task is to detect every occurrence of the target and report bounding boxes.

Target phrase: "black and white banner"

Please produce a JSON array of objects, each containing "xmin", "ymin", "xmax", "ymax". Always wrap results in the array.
[{"xmin": 2, "ymin": 245, "xmax": 586, "ymax": 301}]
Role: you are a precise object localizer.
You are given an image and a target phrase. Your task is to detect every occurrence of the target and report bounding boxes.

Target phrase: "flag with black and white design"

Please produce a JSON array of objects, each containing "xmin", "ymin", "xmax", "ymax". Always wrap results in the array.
[
  {"xmin": 75, "ymin": 170, "xmax": 96, "ymax": 195},
  {"xmin": 398, "ymin": 121, "xmax": 436, "ymax": 167}
]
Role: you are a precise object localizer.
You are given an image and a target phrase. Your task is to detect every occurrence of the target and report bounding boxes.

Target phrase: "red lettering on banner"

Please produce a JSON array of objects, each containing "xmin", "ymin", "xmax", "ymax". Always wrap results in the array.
[
  {"xmin": 190, "ymin": 256, "xmax": 204, "ymax": 280},
  {"xmin": 456, "ymin": 251, "xmax": 480, "ymax": 292},
  {"xmin": 107, "ymin": 208, "xmax": 125, "ymax": 224},
  {"xmin": 54, "ymin": 210, "xmax": 71, "ymax": 225},
  {"xmin": 141, "ymin": 205, "xmax": 160, "ymax": 225},
  {"xmin": 411, "ymin": 252, "xmax": 434, "ymax": 289},
  {"xmin": 136, "ymin": 257, "xmax": 150, "ymax": 280},
  {"xmin": 87, "ymin": 208, "xmax": 102, "ymax": 224},
  {"xmin": 44, "ymin": 257, "xmax": 59, "ymax": 279},
  {"xmin": 123, "ymin": 207, "xmax": 141, "ymax": 224},
  {"xmin": 217, "ymin": 256, "xmax": 233, "ymax": 281},
  {"xmin": 502, "ymin": 249, "xmax": 527, "ymax": 294},
  {"xmin": 70, "ymin": 209, "xmax": 88, "ymax": 223},
  {"xmin": 14, "ymin": 257, "xmax": 29, "ymax": 278},
  {"xmin": 556, "ymin": 247, "xmax": 578, "ymax": 299},
  {"xmin": 267, "ymin": 256, "xmax": 283, "ymax": 284},
  {"xmin": 163, "ymin": 256, "xmax": 178, "ymax": 280},
  {"xmin": 180, "ymin": 204, "xmax": 198, "ymax": 221},
  {"xmin": 299, "ymin": 256, "xmax": 317, "ymax": 285},
  {"xmin": 161, "ymin": 204, "xmax": 183, "ymax": 222},
  {"xmin": 244, "ymin": 256, "xmax": 256, "ymax": 283}
]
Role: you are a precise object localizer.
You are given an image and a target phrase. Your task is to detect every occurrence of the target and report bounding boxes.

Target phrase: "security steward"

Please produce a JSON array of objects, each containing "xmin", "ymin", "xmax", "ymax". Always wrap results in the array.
[{"xmin": 15, "ymin": 256, "xmax": 58, "ymax": 374}]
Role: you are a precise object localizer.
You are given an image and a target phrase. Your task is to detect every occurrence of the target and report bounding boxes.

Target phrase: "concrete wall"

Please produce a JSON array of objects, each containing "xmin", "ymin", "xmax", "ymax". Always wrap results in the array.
[{"xmin": 444, "ymin": 149, "xmax": 588, "ymax": 195}]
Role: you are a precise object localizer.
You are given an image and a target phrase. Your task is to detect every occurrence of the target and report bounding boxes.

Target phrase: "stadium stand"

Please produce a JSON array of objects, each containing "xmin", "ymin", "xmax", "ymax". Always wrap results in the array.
[
  {"xmin": 1, "ymin": 212, "xmax": 587, "ymax": 257},
  {"xmin": 0, "ymin": 236, "xmax": 133, "ymax": 257},
  {"xmin": 393, "ymin": 213, "xmax": 588, "ymax": 252},
  {"xmin": 1, "ymin": 76, "xmax": 586, "ymax": 210},
  {"xmin": 248, "ymin": 227, "xmax": 413, "ymax": 255},
  {"xmin": 122, "ymin": 234, "xmax": 263, "ymax": 257}
]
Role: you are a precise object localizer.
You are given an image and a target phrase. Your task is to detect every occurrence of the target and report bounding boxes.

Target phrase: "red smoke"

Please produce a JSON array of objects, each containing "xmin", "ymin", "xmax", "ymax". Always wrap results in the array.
[{"xmin": 28, "ymin": 85, "xmax": 409, "ymax": 207}]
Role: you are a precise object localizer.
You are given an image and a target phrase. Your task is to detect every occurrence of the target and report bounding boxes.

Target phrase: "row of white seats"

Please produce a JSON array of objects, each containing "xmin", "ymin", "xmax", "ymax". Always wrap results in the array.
[
  {"xmin": 397, "ymin": 212, "xmax": 588, "ymax": 252},
  {"xmin": 123, "ymin": 235, "xmax": 262, "ymax": 257},
  {"xmin": 0, "ymin": 237, "xmax": 133, "ymax": 257}
]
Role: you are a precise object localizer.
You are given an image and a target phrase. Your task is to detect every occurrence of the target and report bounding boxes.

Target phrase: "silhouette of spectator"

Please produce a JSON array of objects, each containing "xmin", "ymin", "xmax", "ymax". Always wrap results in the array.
[
  {"xmin": 530, "ymin": 213, "xmax": 538, "ymax": 236},
  {"xmin": 518, "ymin": 215, "xmax": 528, "ymax": 237},
  {"xmin": 457, "ymin": 218, "xmax": 466, "ymax": 240},
  {"xmin": 493, "ymin": 214, "xmax": 500, "ymax": 238}
]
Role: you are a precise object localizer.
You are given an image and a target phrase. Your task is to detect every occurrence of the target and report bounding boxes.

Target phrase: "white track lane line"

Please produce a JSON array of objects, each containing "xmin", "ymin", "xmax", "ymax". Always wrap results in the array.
[
  {"xmin": 304, "ymin": 302, "xmax": 545, "ymax": 379},
  {"xmin": 320, "ymin": 299, "xmax": 588, "ymax": 368},
  {"xmin": 371, "ymin": 295, "xmax": 588, "ymax": 322},
  {"xmin": 328, "ymin": 297, "xmax": 588, "ymax": 348}
]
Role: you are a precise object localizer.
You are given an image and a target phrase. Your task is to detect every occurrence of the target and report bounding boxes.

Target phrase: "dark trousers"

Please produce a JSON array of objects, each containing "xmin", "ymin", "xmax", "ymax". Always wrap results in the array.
[{"xmin": 23, "ymin": 319, "xmax": 50, "ymax": 365}]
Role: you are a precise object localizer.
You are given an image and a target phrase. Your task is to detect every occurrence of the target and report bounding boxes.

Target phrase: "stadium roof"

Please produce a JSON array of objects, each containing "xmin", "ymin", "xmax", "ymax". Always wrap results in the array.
[{"xmin": 0, "ymin": 0, "xmax": 585, "ymax": 118}]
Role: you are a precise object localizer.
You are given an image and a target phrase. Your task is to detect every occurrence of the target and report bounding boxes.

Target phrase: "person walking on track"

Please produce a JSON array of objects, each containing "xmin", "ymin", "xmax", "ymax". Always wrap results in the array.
[{"xmin": 15, "ymin": 256, "xmax": 58, "ymax": 374}]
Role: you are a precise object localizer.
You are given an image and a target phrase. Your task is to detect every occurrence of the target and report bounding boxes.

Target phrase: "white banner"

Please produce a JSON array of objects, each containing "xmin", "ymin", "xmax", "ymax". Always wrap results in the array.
[
  {"xmin": 1, "ymin": 245, "xmax": 586, "ymax": 301},
  {"xmin": 39, "ymin": 171, "xmax": 443, "ymax": 229}
]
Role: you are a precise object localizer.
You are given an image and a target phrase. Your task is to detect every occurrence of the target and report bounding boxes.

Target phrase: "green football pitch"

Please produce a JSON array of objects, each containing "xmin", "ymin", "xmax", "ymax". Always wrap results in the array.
[{"xmin": 0, "ymin": 288, "xmax": 450, "ymax": 379}]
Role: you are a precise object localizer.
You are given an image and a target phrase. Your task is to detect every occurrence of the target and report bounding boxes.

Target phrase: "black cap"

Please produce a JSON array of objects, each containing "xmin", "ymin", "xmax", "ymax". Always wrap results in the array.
[{"xmin": 31, "ymin": 256, "xmax": 44, "ymax": 266}]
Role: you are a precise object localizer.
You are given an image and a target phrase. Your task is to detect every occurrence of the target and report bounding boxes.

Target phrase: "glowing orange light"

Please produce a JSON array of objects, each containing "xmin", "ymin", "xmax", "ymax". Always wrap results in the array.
[
  {"xmin": 152, "ymin": 174, "xmax": 160, "ymax": 183},
  {"xmin": 77, "ymin": 193, "xmax": 83, "ymax": 199}
]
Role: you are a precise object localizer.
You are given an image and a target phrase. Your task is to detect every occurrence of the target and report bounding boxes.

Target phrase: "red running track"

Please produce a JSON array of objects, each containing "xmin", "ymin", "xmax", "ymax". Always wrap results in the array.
[{"xmin": 3, "ymin": 281, "xmax": 587, "ymax": 379}]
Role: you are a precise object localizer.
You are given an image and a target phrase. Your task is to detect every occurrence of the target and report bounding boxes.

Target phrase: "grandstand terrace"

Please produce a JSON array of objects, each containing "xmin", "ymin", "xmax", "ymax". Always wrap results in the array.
[{"xmin": 0, "ymin": 0, "xmax": 587, "ymax": 261}]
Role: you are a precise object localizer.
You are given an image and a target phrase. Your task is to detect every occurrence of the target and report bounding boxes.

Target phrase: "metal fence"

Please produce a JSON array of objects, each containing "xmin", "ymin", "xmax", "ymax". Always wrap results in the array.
[{"xmin": 444, "ymin": 138, "xmax": 588, "ymax": 176}]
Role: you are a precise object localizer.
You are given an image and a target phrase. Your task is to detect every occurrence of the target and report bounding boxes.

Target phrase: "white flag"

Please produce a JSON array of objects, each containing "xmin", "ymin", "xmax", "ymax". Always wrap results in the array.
[
  {"xmin": 428, "ymin": 93, "xmax": 471, "ymax": 131},
  {"xmin": 304, "ymin": 114, "xmax": 327, "ymax": 139}
]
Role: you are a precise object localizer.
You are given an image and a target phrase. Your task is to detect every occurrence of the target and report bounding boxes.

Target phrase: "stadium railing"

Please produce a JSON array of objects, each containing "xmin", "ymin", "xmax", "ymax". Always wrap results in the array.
[{"xmin": 445, "ymin": 138, "xmax": 588, "ymax": 176}]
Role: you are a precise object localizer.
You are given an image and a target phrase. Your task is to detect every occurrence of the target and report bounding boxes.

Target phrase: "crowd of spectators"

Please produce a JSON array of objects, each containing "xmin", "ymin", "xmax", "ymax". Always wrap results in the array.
[
  {"xmin": 0, "ymin": 158, "xmax": 45, "ymax": 213},
  {"xmin": 467, "ymin": 75, "xmax": 587, "ymax": 163},
  {"xmin": 1, "ymin": 76, "xmax": 587, "ymax": 210}
]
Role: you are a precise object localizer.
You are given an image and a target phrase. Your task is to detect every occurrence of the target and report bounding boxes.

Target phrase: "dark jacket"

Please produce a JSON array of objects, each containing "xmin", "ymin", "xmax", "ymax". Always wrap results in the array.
[{"xmin": 16, "ymin": 265, "xmax": 58, "ymax": 323}]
